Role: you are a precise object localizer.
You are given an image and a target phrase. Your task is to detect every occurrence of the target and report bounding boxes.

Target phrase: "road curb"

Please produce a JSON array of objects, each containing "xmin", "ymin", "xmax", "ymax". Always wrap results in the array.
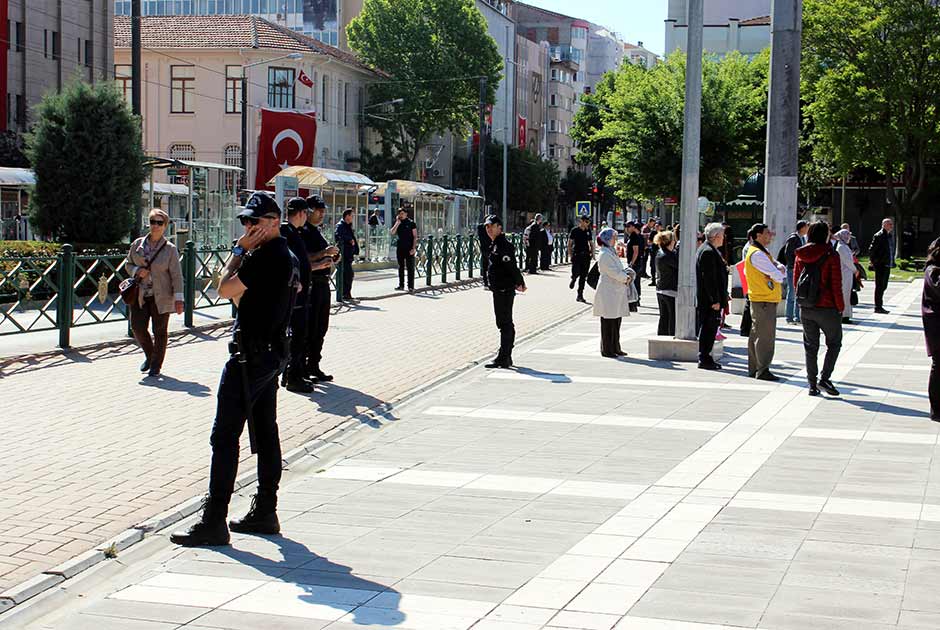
[{"xmin": 0, "ymin": 284, "xmax": 588, "ymax": 620}]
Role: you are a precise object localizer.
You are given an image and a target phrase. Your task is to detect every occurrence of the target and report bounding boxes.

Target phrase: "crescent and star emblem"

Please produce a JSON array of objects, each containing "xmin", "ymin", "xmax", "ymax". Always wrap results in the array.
[{"xmin": 272, "ymin": 129, "xmax": 304, "ymax": 170}]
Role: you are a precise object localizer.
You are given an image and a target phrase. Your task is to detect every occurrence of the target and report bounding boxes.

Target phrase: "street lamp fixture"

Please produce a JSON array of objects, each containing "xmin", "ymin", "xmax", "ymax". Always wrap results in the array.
[{"xmin": 240, "ymin": 52, "xmax": 306, "ymax": 191}]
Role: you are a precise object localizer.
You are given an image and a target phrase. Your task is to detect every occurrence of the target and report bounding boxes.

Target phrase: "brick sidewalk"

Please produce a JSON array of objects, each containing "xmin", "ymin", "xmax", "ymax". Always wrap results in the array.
[{"xmin": 0, "ymin": 268, "xmax": 586, "ymax": 594}]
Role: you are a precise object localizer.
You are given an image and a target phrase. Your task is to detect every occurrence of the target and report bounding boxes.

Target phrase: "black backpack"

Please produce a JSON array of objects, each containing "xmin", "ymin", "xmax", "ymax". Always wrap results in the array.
[{"xmin": 795, "ymin": 247, "xmax": 831, "ymax": 308}]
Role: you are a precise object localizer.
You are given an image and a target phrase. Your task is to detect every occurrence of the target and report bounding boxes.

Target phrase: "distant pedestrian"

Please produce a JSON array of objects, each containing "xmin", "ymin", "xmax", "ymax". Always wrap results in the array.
[
  {"xmin": 833, "ymin": 229, "xmax": 857, "ymax": 323},
  {"xmin": 594, "ymin": 227, "xmax": 635, "ymax": 358},
  {"xmin": 794, "ymin": 221, "xmax": 844, "ymax": 397},
  {"xmin": 484, "ymin": 215, "xmax": 526, "ymax": 368},
  {"xmin": 902, "ymin": 222, "xmax": 916, "ymax": 259},
  {"xmin": 648, "ymin": 220, "xmax": 661, "ymax": 286},
  {"xmin": 390, "ymin": 208, "xmax": 417, "ymax": 292},
  {"xmin": 840, "ymin": 223, "xmax": 860, "ymax": 255},
  {"xmin": 625, "ymin": 222, "xmax": 644, "ymax": 310},
  {"xmin": 477, "ymin": 220, "xmax": 492, "ymax": 289},
  {"xmin": 782, "ymin": 221, "xmax": 809, "ymax": 324},
  {"xmin": 744, "ymin": 223, "xmax": 786, "ymax": 381},
  {"xmin": 125, "ymin": 208, "xmax": 183, "ymax": 378},
  {"xmin": 640, "ymin": 218, "xmax": 655, "ymax": 279},
  {"xmin": 654, "ymin": 230, "xmax": 678, "ymax": 337},
  {"xmin": 922, "ymin": 237, "xmax": 940, "ymax": 421},
  {"xmin": 335, "ymin": 209, "xmax": 358, "ymax": 301},
  {"xmin": 868, "ymin": 218, "xmax": 895, "ymax": 314},
  {"xmin": 368, "ymin": 209, "xmax": 380, "ymax": 227},
  {"xmin": 696, "ymin": 223, "xmax": 728, "ymax": 370},
  {"xmin": 568, "ymin": 215, "xmax": 594, "ymax": 303},
  {"xmin": 523, "ymin": 214, "xmax": 544, "ymax": 274},
  {"xmin": 541, "ymin": 222, "xmax": 554, "ymax": 270},
  {"xmin": 719, "ymin": 223, "xmax": 736, "ymax": 265}
]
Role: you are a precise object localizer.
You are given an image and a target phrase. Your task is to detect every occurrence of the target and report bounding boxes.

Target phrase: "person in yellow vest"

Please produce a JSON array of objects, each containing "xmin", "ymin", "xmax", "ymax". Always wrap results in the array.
[{"xmin": 744, "ymin": 223, "xmax": 787, "ymax": 381}]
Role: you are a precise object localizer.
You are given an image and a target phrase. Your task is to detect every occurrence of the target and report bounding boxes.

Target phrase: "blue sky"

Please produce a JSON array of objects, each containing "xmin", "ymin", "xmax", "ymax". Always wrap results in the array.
[{"xmin": 522, "ymin": 0, "xmax": 668, "ymax": 55}]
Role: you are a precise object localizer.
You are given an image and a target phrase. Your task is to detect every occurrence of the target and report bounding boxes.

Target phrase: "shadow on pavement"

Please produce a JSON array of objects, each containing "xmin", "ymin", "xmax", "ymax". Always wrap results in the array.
[
  {"xmin": 512, "ymin": 366, "xmax": 573, "ymax": 382},
  {"xmin": 217, "ymin": 536, "xmax": 405, "ymax": 626},
  {"xmin": 835, "ymin": 398, "xmax": 929, "ymax": 418},
  {"xmin": 295, "ymin": 381, "xmax": 398, "ymax": 429},
  {"xmin": 140, "ymin": 374, "xmax": 212, "ymax": 397}
]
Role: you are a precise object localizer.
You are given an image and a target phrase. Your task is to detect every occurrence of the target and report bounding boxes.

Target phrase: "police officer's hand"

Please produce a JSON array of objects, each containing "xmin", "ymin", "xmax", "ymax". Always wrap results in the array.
[
  {"xmin": 516, "ymin": 285, "xmax": 527, "ymax": 293},
  {"xmin": 236, "ymin": 226, "xmax": 265, "ymax": 252},
  {"xmin": 410, "ymin": 248, "xmax": 416, "ymax": 256},
  {"xmin": 326, "ymin": 246, "xmax": 339, "ymax": 257},
  {"xmin": 712, "ymin": 303, "xmax": 721, "ymax": 311}
]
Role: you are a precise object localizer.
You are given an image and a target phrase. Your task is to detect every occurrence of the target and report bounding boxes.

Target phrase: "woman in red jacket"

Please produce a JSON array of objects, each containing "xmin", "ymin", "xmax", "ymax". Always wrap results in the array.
[{"xmin": 793, "ymin": 221, "xmax": 844, "ymax": 397}]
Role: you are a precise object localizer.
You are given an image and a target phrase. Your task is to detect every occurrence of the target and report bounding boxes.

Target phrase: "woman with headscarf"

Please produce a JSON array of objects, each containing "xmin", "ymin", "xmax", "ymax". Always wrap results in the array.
[
  {"xmin": 833, "ymin": 229, "xmax": 856, "ymax": 323},
  {"xmin": 923, "ymin": 238, "xmax": 940, "ymax": 421},
  {"xmin": 593, "ymin": 227, "xmax": 636, "ymax": 357}
]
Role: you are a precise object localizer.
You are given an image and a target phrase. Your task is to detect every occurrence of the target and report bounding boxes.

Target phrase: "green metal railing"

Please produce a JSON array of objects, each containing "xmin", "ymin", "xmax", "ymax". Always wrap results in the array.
[{"xmin": 1, "ymin": 232, "xmax": 573, "ymax": 344}]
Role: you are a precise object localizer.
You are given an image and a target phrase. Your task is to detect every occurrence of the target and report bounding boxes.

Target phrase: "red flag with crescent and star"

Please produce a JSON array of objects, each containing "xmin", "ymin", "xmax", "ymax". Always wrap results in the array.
[
  {"xmin": 297, "ymin": 70, "xmax": 314, "ymax": 88},
  {"xmin": 254, "ymin": 108, "xmax": 317, "ymax": 189}
]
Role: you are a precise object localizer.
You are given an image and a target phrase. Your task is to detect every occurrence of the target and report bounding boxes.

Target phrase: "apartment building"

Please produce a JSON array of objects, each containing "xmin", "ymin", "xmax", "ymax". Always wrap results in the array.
[
  {"xmin": 665, "ymin": 0, "xmax": 771, "ymax": 57},
  {"xmin": 113, "ymin": 14, "xmax": 382, "ymax": 186},
  {"xmin": 5, "ymin": 0, "xmax": 114, "ymax": 132},
  {"xmin": 624, "ymin": 41, "xmax": 659, "ymax": 67}
]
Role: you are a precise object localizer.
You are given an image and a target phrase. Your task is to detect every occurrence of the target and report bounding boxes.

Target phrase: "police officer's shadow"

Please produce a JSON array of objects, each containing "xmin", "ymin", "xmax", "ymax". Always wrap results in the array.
[
  {"xmin": 300, "ymin": 382, "xmax": 398, "ymax": 428},
  {"xmin": 215, "ymin": 535, "xmax": 406, "ymax": 626},
  {"xmin": 139, "ymin": 374, "xmax": 212, "ymax": 397}
]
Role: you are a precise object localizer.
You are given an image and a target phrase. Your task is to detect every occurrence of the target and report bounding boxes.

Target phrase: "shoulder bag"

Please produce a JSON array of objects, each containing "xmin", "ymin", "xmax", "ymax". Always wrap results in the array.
[
  {"xmin": 586, "ymin": 261, "xmax": 600, "ymax": 290},
  {"xmin": 120, "ymin": 239, "xmax": 169, "ymax": 306}
]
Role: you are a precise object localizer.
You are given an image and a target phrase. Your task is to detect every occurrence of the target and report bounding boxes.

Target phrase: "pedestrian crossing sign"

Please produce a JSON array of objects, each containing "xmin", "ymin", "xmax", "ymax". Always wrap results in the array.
[{"xmin": 576, "ymin": 201, "xmax": 591, "ymax": 216}]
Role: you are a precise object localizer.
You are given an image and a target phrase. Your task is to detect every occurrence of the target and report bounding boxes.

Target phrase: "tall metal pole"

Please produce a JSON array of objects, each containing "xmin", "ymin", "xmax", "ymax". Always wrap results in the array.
[
  {"xmin": 675, "ymin": 0, "xmax": 704, "ymax": 341},
  {"xmin": 131, "ymin": 0, "xmax": 143, "ymax": 236},
  {"xmin": 763, "ymin": 0, "xmax": 803, "ymax": 257},
  {"xmin": 478, "ymin": 77, "xmax": 487, "ymax": 211},
  {"xmin": 241, "ymin": 74, "xmax": 248, "ymax": 192},
  {"xmin": 502, "ymin": 25, "xmax": 511, "ymax": 227}
]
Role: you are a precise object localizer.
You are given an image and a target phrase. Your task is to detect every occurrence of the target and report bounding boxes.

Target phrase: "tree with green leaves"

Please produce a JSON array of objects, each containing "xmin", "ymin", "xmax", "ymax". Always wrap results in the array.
[
  {"xmin": 347, "ymin": 0, "xmax": 503, "ymax": 179},
  {"xmin": 571, "ymin": 50, "xmax": 769, "ymax": 202},
  {"xmin": 27, "ymin": 81, "xmax": 144, "ymax": 243},
  {"xmin": 802, "ymin": 0, "xmax": 940, "ymax": 225}
]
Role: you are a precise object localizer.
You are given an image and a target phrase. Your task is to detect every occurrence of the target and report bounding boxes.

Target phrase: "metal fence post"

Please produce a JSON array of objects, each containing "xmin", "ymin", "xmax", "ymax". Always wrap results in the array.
[
  {"xmin": 441, "ymin": 235, "xmax": 449, "ymax": 284},
  {"xmin": 183, "ymin": 240, "xmax": 195, "ymax": 327},
  {"xmin": 335, "ymin": 253, "xmax": 345, "ymax": 303},
  {"xmin": 57, "ymin": 244, "xmax": 73, "ymax": 349},
  {"xmin": 515, "ymin": 234, "xmax": 524, "ymax": 269},
  {"xmin": 425, "ymin": 235, "xmax": 434, "ymax": 287},
  {"xmin": 455, "ymin": 234, "xmax": 462, "ymax": 281},
  {"xmin": 468, "ymin": 237, "xmax": 475, "ymax": 278}
]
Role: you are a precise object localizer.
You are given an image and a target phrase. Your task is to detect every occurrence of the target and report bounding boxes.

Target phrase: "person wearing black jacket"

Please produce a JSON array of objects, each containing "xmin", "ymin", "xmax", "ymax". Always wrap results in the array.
[
  {"xmin": 484, "ymin": 214, "xmax": 526, "ymax": 368},
  {"xmin": 567, "ymin": 215, "xmax": 593, "ymax": 302},
  {"xmin": 696, "ymin": 222, "xmax": 729, "ymax": 370},
  {"xmin": 654, "ymin": 230, "xmax": 678, "ymax": 336},
  {"xmin": 334, "ymin": 209, "xmax": 358, "ymax": 301},
  {"xmin": 869, "ymin": 218, "xmax": 895, "ymax": 313},
  {"xmin": 477, "ymin": 221, "xmax": 492, "ymax": 289},
  {"xmin": 922, "ymin": 237, "xmax": 940, "ymax": 420},
  {"xmin": 280, "ymin": 198, "xmax": 314, "ymax": 394},
  {"xmin": 783, "ymin": 221, "xmax": 808, "ymax": 324}
]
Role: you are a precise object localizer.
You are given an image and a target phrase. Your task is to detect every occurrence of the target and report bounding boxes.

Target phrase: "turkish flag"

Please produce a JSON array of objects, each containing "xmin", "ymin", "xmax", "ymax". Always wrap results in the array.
[
  {"xmin": 517, "ymin": 115, "xmax": 527, "ymax": 148},
  {"xmin": 298, "ymin": 69, "xmax": 314, "ymax": 88},
  {"xmin": 254, "ymin": 108, "xmax": 317, "ymax": 190}
]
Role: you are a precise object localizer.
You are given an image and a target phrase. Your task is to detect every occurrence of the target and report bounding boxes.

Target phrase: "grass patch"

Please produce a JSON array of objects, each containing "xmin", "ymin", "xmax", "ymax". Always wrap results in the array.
[{"xmin": 857, "ymin": 257, "xmax": 922, "ymax": 282}]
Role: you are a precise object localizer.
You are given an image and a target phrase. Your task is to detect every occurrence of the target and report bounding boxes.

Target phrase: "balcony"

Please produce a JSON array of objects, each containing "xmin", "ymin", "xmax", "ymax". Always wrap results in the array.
[{"xmin": 550, "ymin": 45, "xmax": 583, "ymax": 65}]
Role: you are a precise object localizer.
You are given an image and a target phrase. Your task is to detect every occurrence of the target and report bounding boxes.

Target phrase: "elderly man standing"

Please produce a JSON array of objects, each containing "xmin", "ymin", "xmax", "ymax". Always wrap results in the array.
[
  {"xmin": 523, "ymin": 214, "xmax": 544, "ymax": 274},
  {"xmin": 696, "ymin": 223, "xmax": 728, "ymax": 370},
  {"xmin": 745, "ymin": 223, "xmax": 787, "ymax": 381},
  {"xmin": 869, "ymin": 218, "xmax": 895, "ymax": 314}
]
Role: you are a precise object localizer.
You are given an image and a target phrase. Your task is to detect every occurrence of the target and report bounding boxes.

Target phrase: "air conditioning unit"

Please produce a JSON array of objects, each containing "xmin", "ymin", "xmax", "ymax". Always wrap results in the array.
[{"xmin": 432, "ymin": 168, "xmax": 443, "ymax": 177}]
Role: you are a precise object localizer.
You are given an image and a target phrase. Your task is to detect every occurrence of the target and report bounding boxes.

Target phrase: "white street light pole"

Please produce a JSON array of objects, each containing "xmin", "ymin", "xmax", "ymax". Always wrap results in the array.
[{"xmin": 676, "ymin": 0, "xmax": 704, "ymax": 341}]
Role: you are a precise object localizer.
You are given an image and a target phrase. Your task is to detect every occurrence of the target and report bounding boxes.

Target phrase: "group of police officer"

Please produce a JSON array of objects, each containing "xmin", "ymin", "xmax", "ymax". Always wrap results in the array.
[
  {"xmin": 170, "ymin": 191, "xmax": 338, "ymax": 547},
  {"xmin": 169, "ymin": 196, "xmax": 531, "ymax": 547}
]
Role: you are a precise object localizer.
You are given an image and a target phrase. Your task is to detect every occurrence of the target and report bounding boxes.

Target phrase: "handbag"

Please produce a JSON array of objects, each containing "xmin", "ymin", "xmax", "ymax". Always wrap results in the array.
[
  {"xmin": 586, "ymin": 262, "xmax": 600, "ymax": 290},
  {"xmin": 120, "ymin": 239, "xmax": 168, "ymax": 306}
]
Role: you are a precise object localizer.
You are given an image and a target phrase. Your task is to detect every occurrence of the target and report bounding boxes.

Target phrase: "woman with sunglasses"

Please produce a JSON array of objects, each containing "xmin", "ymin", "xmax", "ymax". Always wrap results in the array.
[{"xmin": 124, "ymin": 208, "xmax": 184, "ymax": 377}]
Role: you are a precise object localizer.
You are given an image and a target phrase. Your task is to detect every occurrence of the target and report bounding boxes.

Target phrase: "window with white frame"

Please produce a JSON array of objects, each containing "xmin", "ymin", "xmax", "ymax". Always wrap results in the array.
[
  {"xmin": 225, "ymin": 65, "xmax": 243, "ymax": 114},
  {"xmin": 549, "ymin": 119, "xmax": 557, "ymax": 132},
  {"xmin": 115, "ymin": 65, "xmax": 132, "ymax": 106},
  {"xmin": 267, "ymin": 67, "xmax": 295, "ymax": 109},
  {"xmin": 169, "ymin": 143, "xmax": 195, "ymax": 161},
  {"xmin": 321, "ymin": 74, "xmax": 330, "ymax": 122},
  {"xmin": 170, "ymin": 65, "xmax": 195, "ymax": 113},
  {"xmin": 550, "ymin": 93, "xmax": 556, "ymax": 107}
]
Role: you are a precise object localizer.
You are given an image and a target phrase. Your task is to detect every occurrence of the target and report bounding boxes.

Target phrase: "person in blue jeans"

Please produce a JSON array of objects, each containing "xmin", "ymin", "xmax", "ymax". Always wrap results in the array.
[{"xmin": 783, "ymin": 221, "xmax": 808, "ymax": 323}]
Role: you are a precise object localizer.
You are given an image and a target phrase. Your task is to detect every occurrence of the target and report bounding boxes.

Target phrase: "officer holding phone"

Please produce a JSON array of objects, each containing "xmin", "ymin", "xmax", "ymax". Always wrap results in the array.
[{"xmin": 171, "ymin": 191, "xmax": 295, "ymax": 547}]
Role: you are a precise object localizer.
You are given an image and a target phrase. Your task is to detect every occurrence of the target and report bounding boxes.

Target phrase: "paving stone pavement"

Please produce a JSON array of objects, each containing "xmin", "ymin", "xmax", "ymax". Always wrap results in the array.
[
  {"xmin": 13, "ymin": 279, "xmax": 939, "ymax": 630},
  {"xmin": 0, "ymin": 268, "xmax": 589, "ymax": 596}
]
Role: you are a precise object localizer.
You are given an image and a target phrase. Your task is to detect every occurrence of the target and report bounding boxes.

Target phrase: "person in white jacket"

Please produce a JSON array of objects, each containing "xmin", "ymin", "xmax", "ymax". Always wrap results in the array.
[
  {"xmin": 833, "ymin": 229, "xmax": 856, "ymax": 323},
  {"xmin": 593, "ymin": 227, "xmax": 636, "ymax": 357}
]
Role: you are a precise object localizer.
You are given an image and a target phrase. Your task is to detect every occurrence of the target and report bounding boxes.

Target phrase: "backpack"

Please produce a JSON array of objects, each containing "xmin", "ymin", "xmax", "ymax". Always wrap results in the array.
[{"xmin": 795, "ymin": 248, "xmax": 831, "ymax": 308}]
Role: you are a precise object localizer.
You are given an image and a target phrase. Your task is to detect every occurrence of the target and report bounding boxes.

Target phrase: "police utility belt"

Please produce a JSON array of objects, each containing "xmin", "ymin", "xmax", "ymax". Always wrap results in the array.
[{"xmin": 228, "ymin": 335, "xmax": 288, "ymax": 361}]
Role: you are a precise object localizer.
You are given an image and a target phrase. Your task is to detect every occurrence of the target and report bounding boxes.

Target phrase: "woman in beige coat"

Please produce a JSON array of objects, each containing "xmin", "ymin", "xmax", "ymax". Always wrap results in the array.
[
  {"xmin": 124, "ymin": 209, "xmax": 183, "ymax": 377},
  {"xmin": 593, "ymin": 227, "xmax": 636, "ymax": 357}
]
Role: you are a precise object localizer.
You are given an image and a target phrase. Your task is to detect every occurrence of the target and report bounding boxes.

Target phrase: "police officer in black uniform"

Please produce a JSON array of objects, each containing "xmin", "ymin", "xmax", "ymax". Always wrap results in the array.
[
  {"xmin": 303, "ymin": 195, "xmax": 338, "ymax": 382},
  {"xmin": 568, "ymin": 215, "xmax": 594, "ymax": 303},
  {"xmin": 484, "ymin": 214, "xmax": 526, "ymax": 369},
  {"xmin": 171, "ymin": 191, "xmax": 296, "ymax": 546},
  {"xmin": 477, "ymin": 220, "xmax": 492, "ymax": 289},
  {"xmin": 280, "ymin": 197, "xmax": 315, "ymax": 393}
]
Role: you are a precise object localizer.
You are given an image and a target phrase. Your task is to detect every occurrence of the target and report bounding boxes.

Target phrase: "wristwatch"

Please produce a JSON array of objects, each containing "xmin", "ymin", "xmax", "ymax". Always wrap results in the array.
[{"xmin": 231, "ymin": 245, "xmax": 246, "ymax": 257}]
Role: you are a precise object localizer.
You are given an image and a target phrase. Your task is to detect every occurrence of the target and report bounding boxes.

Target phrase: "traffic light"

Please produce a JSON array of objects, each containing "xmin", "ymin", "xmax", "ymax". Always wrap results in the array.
[{"xmin": 592, "ymin": 182, "xmax": 599, "ymax": 196}]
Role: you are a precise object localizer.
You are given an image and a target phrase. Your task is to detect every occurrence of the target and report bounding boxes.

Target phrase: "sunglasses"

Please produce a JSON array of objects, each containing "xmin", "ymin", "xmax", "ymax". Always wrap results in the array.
[
  {"xmin": 149, "ymin": 219, "xmax": 166, "ymax": 226},
  {"xmin": 240, "ymin": 214, "xmax": 279, "ymax": 226}
]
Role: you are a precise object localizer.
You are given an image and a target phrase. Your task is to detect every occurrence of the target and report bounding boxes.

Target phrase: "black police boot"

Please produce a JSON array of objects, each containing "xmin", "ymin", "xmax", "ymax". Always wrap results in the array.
[
  {"xmin": 309, "ymin": 366, "xmax": 333, "ymax": 382},
  {"xmin": 286, "ymin": 377, "xmax": 315, "ymax": 393},
  {"xmin": 229, "ymin": 493, "xmax": 280, "ymax": 535},
  {"xmin": 170, "ymin": 496, "xmax": 230, "ymax": 547}
]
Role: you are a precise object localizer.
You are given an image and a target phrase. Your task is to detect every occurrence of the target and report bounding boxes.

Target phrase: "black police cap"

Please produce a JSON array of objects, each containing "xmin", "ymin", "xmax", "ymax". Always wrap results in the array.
[
  {"xmin": 239, "ymin": 191, "xmax": 281, "ymax": 219},
  {"xmin": 306, "ymin": 194, "xmax": 327, "ymax": 209},
  {"xmin": 287, "ymin": 197, "xmax": 309, "ymax": 212},
  {"xmin": 484, "ymin": 214, "xmax": 502, "ymax": 226}
]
